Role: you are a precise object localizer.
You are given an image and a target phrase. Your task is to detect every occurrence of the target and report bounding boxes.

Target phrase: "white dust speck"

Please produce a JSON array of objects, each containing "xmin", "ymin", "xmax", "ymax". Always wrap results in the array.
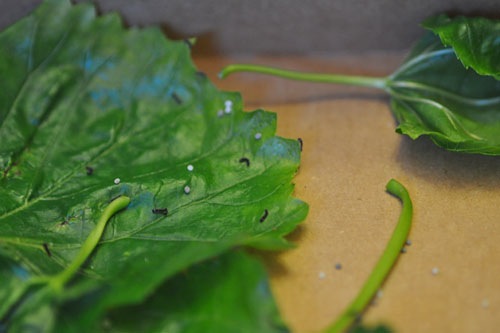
[
  {"xmin": 481, "ymin": 299, "xmax": 490, "ymax": 308},
  {"xmin": 431, "ymin": 267, "xmax": 439, "ymax": 275},
  {"xmin": 184, "ymin": 185, "xmax": 191, "ymax": 194},
  {"xmin": 113, "ymin": 178, "xmax": 121, "ymax": 185},
  {"xmin": 318, "ymin": 271, "xmax": 326, "ymax": 279},
  {"xmin": 187, "ymin": 164, "xmax": 194, "ymax": 172},
  {"xmin": 254, "ymin": 132, "xmax": 262, "ymax": 140}
]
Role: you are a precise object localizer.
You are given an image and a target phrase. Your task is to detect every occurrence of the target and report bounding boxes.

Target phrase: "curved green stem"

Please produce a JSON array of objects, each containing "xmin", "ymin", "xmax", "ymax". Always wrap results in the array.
[
  {"xmin": 0, "ymin": 196, "xmax": 130, "ymax": 324},
  {"xmin": 219, "ymin": 63, "xmax": 388, "ymax": 90},
  {"xmin": 324, "ymin": 179, "xmax": 413, "ymax": 333},
  {"xmin": 49, "ymin": 196, "xmax": 130, "ymax": 292}
]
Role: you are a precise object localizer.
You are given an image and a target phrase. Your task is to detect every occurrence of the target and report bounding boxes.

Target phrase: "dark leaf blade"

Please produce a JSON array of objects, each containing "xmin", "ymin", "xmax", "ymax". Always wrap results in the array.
[
  {"xmin": 422, "ymin": 14, "xmax": 500, "ymax": 78},
  {"xmin": 0, "ymin": 256, "xmax": 32, "ymax": 320},
  {"xmin": 388, "ymin": 32, "xmax": 500, "ymax": 155},
  {"xmin": 0, "ymin": 0, "xmax": 308, "ymax": 329},
  {"xmin": 63, "ymin": 251, "xmax": 290, "ymax": 333}
]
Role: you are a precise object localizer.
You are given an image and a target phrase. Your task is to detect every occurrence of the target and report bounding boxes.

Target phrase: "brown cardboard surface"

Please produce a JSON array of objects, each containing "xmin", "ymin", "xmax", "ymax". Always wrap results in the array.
[{"xmin": 194, "ymin": 54, "xmax": 500, "ymax": 333}]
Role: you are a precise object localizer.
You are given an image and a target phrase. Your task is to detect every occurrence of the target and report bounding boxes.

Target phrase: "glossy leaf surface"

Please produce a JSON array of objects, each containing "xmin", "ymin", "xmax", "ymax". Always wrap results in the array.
[
  {"xmin": 422, "ymin": 14, "xmax": 500, "ymax": 78},
  {"xmin": 386, "ymin": 22, "xmax": 500, "ymax": 155},
  {"xmin": 0, "ymin": 0, "xmax": 307, "ymax": 331}
]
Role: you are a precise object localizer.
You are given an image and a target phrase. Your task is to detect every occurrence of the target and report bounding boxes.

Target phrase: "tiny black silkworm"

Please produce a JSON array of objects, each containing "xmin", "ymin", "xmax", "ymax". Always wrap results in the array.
[
  {"xmin": 239, "ymin": 157, "xmax": 250, "ymax": 167},
  {"xmin": 297, "ymin": 138, "xmax": 303, "ymax": 151},
  {"xmin": 152, "ymin": 208, "xmax": 168, "ymax": 216},
  {"xmin": 259, "ymin": 209, "xmax": 269, "ymax": 223},
  {"xmin": 85, "ymin": 166, "xmax": 93, "ymax": 176},
  {"xmin": 43, "ymin": 243, "xmax": 52, "ymax": 257},
  {"xmin": 172, "ymin": 92, "xmax": 182, "ymax": 105}
]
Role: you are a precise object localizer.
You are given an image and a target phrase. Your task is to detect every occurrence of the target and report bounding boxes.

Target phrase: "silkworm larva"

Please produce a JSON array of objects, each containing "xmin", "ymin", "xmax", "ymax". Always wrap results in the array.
[
  {"xmin": 239, "ymin": 157, "xmax": 250, "ymax": 167},
  {"xmin": 259, "ymin": 209, "xmax": 269, "ymax": 223},
  {"xmin": 152, "ymin": 208, "xmax": 168, "ymax": 216},
  {"xmin": 43, "ymin": 243, "xmax": 52, "ymax": 257}
]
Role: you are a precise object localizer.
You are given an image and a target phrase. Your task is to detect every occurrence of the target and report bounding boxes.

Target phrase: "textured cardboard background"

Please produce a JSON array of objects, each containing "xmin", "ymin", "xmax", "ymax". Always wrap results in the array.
[
  {"xmin": 195, "ymin": 53, "xmax": 500, "ymax": 332},
  {"xmin": 1, "ymin": 0, "xmax": 500, "ymax": 54}
]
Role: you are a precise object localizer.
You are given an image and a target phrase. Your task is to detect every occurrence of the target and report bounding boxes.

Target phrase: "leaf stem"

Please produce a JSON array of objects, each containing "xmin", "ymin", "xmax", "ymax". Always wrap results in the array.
[
  {"xmin": 219, "ymin": 64, "xmax": 388, "ymax": 90},
  {"xmin": 324, "ymin": 179, "xmax": 413, "ymax": 333},
  {"xmin": 48, "ymin": 196, "xmax": 130, "ymax": 292}
]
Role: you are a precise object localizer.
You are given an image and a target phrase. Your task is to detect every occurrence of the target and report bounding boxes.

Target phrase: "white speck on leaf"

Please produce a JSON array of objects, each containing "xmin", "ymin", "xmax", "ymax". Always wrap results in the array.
[
  {"xmin": 255, "ymin": 132, "xmax": 262, "ymax": 140},
  {"xmin": 113, "ymin": 178, "xmax": 120, "ymax": 185},
  {"xmin": 187, "ymin": 164, "xmax": 194, "ymax": 172},
  {"xmin": 224, "ymin": 100, "xmax": 232, "ymax": 114},
  {"xmin": 184, "ymin": 185, "xmax": 191, "ymax": 194}
]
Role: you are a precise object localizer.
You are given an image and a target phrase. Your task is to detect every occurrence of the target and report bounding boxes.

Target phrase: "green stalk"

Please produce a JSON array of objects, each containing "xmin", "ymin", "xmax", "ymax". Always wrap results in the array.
[
  {"xmin": 1, "ymin": 196, "xmax": 131, "ymax": 323},
  {"xmin": 219, "ymin": 64, "xmax": 389, "ymax": 90},
  {"xmin": 49, "ymin": 196, "xmax": 131, "ymax": 292},
  {"xmin": 324, "ymin": 179, "xmax": 413, "ymax": 333}
]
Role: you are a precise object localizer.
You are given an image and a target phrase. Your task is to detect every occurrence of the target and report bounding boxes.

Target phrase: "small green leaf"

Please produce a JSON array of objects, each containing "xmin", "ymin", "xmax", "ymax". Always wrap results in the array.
[
  {"xmin": 388, "ymin": 29, "xmax": 500, "ymax": 154},
  {"xmin": 220, "ymin": 15, "xmax": 500, "ymax": 155},
  {"xmin": 0, "ymin": 0, "xmax": 307, "ymax": 330}
]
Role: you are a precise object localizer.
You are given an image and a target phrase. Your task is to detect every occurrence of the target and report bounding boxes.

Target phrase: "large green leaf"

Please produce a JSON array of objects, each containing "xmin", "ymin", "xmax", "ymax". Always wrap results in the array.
[{"xmin": 0, "ymin": 0, "xmax": 307, "ymax": 330}]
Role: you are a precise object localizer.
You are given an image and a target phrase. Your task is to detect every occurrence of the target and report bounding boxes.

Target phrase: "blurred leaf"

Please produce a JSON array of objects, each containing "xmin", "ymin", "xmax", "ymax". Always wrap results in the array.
[{"xmin": 100, "ymin": 251, "xmax": 289, "ymax": 333}]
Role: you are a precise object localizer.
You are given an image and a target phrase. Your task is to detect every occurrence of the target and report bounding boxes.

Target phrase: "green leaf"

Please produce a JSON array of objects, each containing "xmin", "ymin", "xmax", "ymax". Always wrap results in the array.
[
  {"xmin": 100, "ymin": 251, "xmax": 289, "ymax": 333},
  {"xmin": 220, "ymin": 15, "xmax": 500, "ymax": 155},
  {"xmin": 387, "ymin": 29, "xmax": 500, "ymax": 154},
  {"xmin": 0, "ymin": 0, "xmax": 307, "ymax": 330},
  {"xmin": 422, "ymin": 14, "xmax": 500, "ymax": 78}
]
